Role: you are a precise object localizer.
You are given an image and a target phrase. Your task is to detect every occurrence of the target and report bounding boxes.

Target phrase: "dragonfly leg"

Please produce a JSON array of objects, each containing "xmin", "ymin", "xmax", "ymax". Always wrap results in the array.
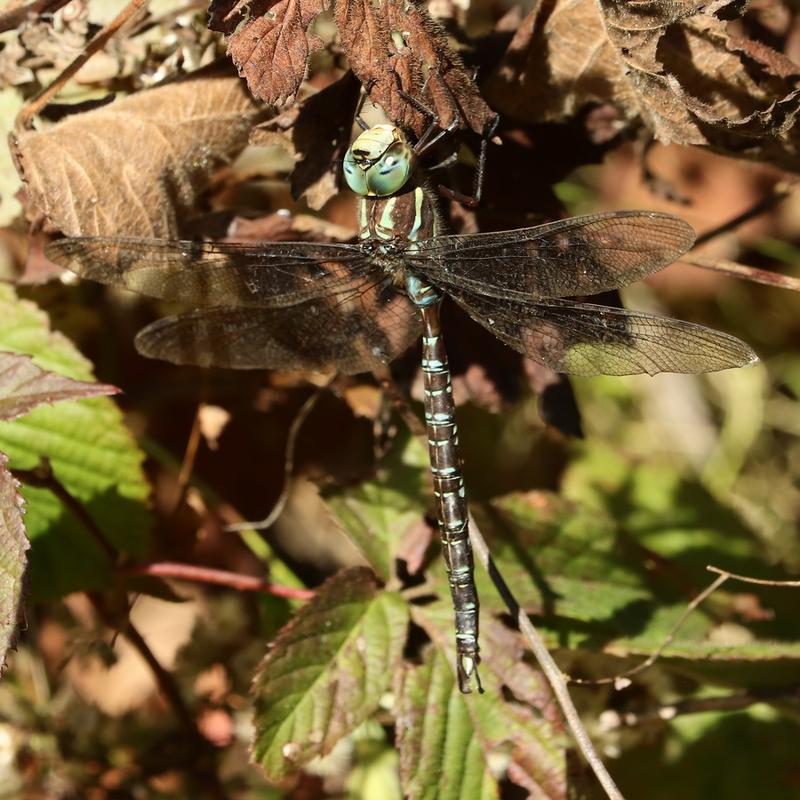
[
  {"xmin": 414, "ymin": 294, "xmax": 482, "ymax": 694},
  {"xmin": 389, "ymin": 71, "xmax": 461, "ymax": 156},
  {"xmin": 436, "ymin": 112, "xmax": 499, "ymax": 208},
  {"xmin": 426, "ymin": 151, "xmax": 460, "ymax": 173},
  {"xmin": 354, "ymin": 79, "xmax": 377, "ymax": 131}
]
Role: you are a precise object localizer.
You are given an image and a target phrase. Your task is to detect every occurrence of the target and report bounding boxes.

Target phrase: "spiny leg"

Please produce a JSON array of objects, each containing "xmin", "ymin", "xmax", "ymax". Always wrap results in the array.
[
  {"xmin": 391, "ymin": 70, "xmax": 499, "ymax": 208},
  {"xmin": 354, "ymin": 78, "xmax": 377, "ymax": 131},
  {"xmin": 391, "ymin": 71, "xmax": 460, "ymax": 158},
  {"xmin": 436, "ymin": 113, "xmax": 499, "ymax": 208}
]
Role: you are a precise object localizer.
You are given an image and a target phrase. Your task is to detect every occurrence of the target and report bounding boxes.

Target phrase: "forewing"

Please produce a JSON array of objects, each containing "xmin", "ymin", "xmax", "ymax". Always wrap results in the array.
[
  {"xmin": 135, "ymin": 280, "xmax": 422, "ymax": 375},
  {"xmin": 409, "ymin": 211, "xmax": 695, "ymax": 300},
  {"xmin": 45, "ymin": 236, "xmax": 375, "ymax": 308},
  {"xmin": 452, "ymin": 292, "xmax": 757, "ymax": 376}
]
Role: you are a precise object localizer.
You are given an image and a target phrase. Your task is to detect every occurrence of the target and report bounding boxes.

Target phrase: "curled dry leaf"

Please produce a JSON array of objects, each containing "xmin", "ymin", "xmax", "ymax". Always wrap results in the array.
[
  {"xmin": 13, "ymin": 70, "xmax": 266, "ymax": 238},
  {"xmin": 0, "ymin": 452, "xmax": 28, "ymax": 673},
  {"xmin": 0, "ymin": 351, "xmax": 118, "ymax": 421},
  {"xmin": 250, "ymin": 71, "xmax": 361, "ymax": 209},
  {"xmin": 335, "ymin": 0, "xmax": 496, "ymax": 137},
  {"xmin": 218, "ymin": 0, "xmax": 496, "ymax": 138},
  {"xmin": 486, "ymin": 0, "xmax": 800, "ymax": 170},
  {"xmin": 209, "ymin": 0, "xmax": 329, "ymax": 106}
]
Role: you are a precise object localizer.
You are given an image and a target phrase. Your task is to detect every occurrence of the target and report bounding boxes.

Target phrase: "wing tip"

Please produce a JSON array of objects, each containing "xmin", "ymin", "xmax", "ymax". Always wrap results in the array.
[{"xmin": 741, "ymin": 348, "xmax": 760, "ymax": 368}]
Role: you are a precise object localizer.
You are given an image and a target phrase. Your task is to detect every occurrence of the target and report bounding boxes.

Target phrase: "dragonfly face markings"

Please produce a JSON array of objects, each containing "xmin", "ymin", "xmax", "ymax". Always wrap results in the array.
[
  {"xmin": 343, "ymin": 123, "xmax": 415, "ymax": 200},
  {"xmin": 44, "ymin": 120, "xmax": 758, "ymax": 694}
]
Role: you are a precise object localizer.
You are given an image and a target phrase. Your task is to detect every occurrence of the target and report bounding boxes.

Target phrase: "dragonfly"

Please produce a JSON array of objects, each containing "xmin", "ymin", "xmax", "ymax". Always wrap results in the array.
[{"xmin": 46, "ymin": 122, "xmax": 757, "ymax": 694}]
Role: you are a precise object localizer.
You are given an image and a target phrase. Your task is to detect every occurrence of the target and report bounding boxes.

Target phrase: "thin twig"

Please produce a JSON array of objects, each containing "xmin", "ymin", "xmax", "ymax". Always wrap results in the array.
[
  {"xmin": 13, "ymin": 460, "xmax": 118, "ymax": 561},
  {"xmin": 707, "ymin": 565, "xmax": 800, "ymax": 588},
  {"xmin": 373, "ymin": 366, "xmax": 426, "ymax": 437},
  {"xmin": 0, "ymin": 0, "xmax": 71, "ymax": 33},
  {"xmin": 16, "ymin": 463, "xmax": 230, "ymax": 796},
  {"xmin": 468, "ymin": 512, "xmax": 626, "ymax": 800},
  {"xmin": 226, "ymin": 381, "xmax": 330, "ymax": 532},
  {"xmin": 173, "ymin": 405, "xmax": 204, "ymax": 513},
  {"xmin": 694, "ymin": 181, "xmax": 795, "ymax": 246},
  {"xmin": 122, "ymin": 561, "xmax": 315, "ymax": 599},
  {"xmin": 681, "ymin": 255, "xmax": 800, "ymax": 293},
  {"xmin": 15, "ymin": 0, "xmax": 149, "ymax": 130},
  {"xmin": 601, "ymin": 686, "xmax": 800, "ymax": 730},
  {"xmin": 90, "ymin": 595, "xmax": 232, "ymax": 800},
  {"xmin": 98, "ymin": 596, "xmax": 197, "ymax": 730},
  {"xmin": 570, "ymin": 572, "xmax": 730, "ymax": 686}
]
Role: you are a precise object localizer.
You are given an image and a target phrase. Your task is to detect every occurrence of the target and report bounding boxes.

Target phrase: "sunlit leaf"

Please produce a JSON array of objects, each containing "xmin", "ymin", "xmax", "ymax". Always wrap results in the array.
[
  {"xmin": 469, "ymin": 490, "xmax": 652, "ymax": 625},
  {"xmin": 251, "ymin": 567, "xmax": 408, "ymax": 779},
  {"xmin": 486, "ymin": 0, "xmax": 800, "ymax": 169},
  {"xmin": 334, "ymin": 0, "xmax": 495, "ymax": 137},
  {"xmin": 324, "ymin": 435, "xmax": 430, "ymax": 581},
  {"xmin": 562, "ymin": 443, "xmax": 761, "ymax": 568},
  {"xmin": 400, "ymin": 614, "xmax": 566, "ymax": 799},
  {"xmin": 15, "ymin": 69, "xmax": 264, "ymax": 239},
  {"xmin": 397, "ymin": 648, "xmax": 500, "ymax": 800},
  {"xmin": 0, "ymin": 285, "xmax": 150, "ymax": 598}
]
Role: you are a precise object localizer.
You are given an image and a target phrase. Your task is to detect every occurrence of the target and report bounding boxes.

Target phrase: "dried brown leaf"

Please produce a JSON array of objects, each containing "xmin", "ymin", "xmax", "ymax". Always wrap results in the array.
[
  {"xmin": 334, "ymin": 0, "xmax": 495, "ymax": 137},
  {"xmin": 0, "ymin": 351, "xmax": 118, "ymax": 421},
  {"xmin": 14, "ymin": 70, "xmax": 265, "ymax": 238},
  {"xmin": 198, "ymin": 403, "xmax": 230, "ymax": 451},
  {"xmin": 209, "ymin": 0, "xmax": 329, "ymax": 106},
  {"xmin": 250, "ymin": 71, "xmax": 361, "ymax": 208},
  {"xmin": 486, "ymin": 0, "xmax": 800, "ymax": 169},
  {"xmin": 226, "ymin": 211, "xmax": 354, "ymax": 242}
]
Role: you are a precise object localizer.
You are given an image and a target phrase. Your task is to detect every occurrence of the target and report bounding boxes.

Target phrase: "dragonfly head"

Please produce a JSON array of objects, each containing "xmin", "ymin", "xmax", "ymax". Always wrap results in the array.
[{"xmin": 343, "ymin": 124, "xmax": 415, "ymax": 197}]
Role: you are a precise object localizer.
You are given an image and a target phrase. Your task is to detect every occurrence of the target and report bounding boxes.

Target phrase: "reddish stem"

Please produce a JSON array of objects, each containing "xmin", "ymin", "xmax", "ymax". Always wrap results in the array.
[{"xmin": 123, "ymin": 562, "xmax": 315, "ymax": 600}]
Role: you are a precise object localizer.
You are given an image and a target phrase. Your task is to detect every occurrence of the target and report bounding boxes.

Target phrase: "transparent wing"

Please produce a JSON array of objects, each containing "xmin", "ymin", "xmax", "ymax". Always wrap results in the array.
[
  {"xmin": 410, "ymin": 211, "xmax": 695, "ymax": 300},
  {"xmin": 45, "ymin": 236, "xmax": 378, "ymax": 308},
  {"xmin": 451, "ymin": 292, "xmax": 757, "ymax": 376},
  {"xmin": 135, "ymin": 280, "xmax": 422, "ymax": 375}
]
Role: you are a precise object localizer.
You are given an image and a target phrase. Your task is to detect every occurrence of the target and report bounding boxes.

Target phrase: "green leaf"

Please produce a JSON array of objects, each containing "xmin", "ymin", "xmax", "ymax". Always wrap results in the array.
[
  {"xmin": 0, "ymin": 285, "xmax": 150, "ymax": 598},
  {"xmin": 397, "ymin": 649, "xmax": 500, "ymax": 800},
  {"xmin": 421, "ymin": 490, "xmax": 653, "ymax": 645},
  {"xmin": 325, "ymin": 434, "xmax": 430, "ymax": 580},
  {"xmin": 433, "ymin": 491, "xmax": 800, "ymax": 675},
  {"xmin": 403, "ymin": 610, "xmax": 566, "ymax": 799},
  {"xmin": 0, "ymin": 351, "xmax": 118, "ymax": 421},
  {"xmin": 346, "ymin": 720, "xmax": 403, "ymax": 800},
  {"xmin": 562, "ymin": 442, "xmax": 760, "ymax": 569},
  {"xmin": 0, "ymin": 454, "xmax": 28, "ymax": 670},
  {"xmin": 473, "ymin": 491, "xmax": 649, "ymax": 623},
  {"xmin": 251, "ymin": 566, "xmax": 409, "ymax": 780}
]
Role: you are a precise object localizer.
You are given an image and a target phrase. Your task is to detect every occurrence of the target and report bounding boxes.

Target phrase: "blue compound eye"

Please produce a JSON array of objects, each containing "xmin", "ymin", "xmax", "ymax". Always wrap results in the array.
[
  {"xmin": 366, "ymin": 148, "xmax": 412, "ymax": 196},
  {"xmin": 343, "ymin": 149, "xmax": 368, "ymax": 195},
  {"xmin": 343, "ymin": 127, "xmax": 416, "ymax": 197}
]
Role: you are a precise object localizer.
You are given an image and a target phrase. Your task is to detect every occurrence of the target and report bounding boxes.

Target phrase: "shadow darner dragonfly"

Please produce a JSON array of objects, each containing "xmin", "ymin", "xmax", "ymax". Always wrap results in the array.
[{"xmin": 46, "ymin": 123, "xmax": 757, "ymax": 694}]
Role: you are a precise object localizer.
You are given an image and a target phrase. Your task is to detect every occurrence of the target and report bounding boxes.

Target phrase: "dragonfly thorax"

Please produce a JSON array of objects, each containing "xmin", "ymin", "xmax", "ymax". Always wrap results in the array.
[{"xmin": 343, "ymin": 124, "xmax": 416, "ymax": 197}]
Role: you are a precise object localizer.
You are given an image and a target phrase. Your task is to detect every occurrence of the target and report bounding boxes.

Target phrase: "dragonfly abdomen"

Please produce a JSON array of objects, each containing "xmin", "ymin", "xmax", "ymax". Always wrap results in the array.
[{"xmin": 411, "ymin": 273, "xmax": 481, "ymax": 693}]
